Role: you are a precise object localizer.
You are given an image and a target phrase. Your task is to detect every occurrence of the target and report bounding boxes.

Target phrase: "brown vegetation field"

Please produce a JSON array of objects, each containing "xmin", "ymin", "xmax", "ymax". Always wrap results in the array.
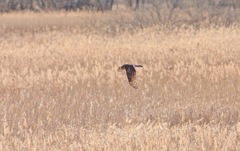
[{"xmin": 1, "ymin": 11, "xmax": 240, "ymax": 150}]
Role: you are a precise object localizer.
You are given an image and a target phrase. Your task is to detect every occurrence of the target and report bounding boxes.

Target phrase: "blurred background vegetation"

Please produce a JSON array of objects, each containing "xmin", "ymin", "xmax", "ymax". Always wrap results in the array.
[{"xmin": 1, "ymin": 0, "xmax": 240, "ymax": 27}]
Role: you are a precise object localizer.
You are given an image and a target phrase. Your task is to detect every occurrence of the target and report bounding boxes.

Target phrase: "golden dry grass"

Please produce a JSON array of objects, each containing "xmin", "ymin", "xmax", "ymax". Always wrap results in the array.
[{"xmin": 1, "ymin": 11, "xmax": 240, "ymax": 150}]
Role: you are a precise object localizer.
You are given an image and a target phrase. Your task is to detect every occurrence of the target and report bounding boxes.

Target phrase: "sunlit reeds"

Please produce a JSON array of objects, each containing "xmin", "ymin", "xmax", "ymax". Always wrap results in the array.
[{"xmin": 0, "ymin": 11, "xmax": 240, "ymax": 150}]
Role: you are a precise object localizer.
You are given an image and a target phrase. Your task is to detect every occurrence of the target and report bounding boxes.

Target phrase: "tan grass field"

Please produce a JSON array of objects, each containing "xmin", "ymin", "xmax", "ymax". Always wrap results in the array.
[{"xmin": 1, "ymin": 11, "xmax": 240, "ymax": 150}]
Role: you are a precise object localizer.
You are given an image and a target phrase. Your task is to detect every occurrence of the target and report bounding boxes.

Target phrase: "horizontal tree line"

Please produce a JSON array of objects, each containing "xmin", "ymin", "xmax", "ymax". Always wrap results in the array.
[{"xmin": 0, "ymin": 0, "xmax": 239, "ymax": 12}]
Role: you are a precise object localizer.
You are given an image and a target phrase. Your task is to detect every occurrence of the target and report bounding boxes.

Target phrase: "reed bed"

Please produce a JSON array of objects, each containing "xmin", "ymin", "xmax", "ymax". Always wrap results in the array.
[{"xmin": 0, "ymin": 11, "xmax": 240, "ymax": 150}]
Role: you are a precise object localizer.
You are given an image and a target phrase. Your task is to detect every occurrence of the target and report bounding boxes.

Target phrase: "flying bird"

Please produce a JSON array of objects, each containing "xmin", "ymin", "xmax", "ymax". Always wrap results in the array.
[{"xmin": 118, "ymin": 64, "xmax": 143, "ymax": 89}]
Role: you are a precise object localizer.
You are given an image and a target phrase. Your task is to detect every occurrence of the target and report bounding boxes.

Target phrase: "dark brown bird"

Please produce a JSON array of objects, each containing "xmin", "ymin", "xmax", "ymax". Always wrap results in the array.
[{"xmin": 118, "ymin": 64, "xmax": 143, "ymax": 89}]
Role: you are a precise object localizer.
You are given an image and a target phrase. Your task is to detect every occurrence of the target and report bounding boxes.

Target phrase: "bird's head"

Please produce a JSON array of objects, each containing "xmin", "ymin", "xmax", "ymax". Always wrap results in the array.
[{"xmin": 117, "ymin": 66, "xmax": 124, "ymax": 71}]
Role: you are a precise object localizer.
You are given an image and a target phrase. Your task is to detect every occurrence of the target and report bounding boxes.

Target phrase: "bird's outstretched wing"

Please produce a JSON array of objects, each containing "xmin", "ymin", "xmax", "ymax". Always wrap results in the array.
[{"xmin": 126, "ymin": 66, "xmax": 138, "ymax": 89}]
